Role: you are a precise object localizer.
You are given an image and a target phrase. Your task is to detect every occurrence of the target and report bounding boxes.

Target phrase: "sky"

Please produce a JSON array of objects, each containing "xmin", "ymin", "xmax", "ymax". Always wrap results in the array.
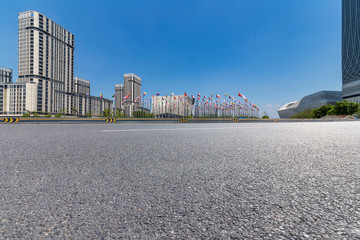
[{"xmin": 0, "ymin": 0, "xmax": 341, "ymax": 118}]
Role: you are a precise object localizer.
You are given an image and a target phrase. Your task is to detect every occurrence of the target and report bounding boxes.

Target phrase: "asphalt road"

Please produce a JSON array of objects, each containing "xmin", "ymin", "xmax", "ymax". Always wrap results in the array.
[{"xmin": 0, "ymin": 122, "xmax": 359, "ymax": 239}]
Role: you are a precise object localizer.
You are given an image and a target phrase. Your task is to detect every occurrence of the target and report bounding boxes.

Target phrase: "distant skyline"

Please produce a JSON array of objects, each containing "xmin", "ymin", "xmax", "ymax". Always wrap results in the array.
[{"xmin": 0, "ymin": 0, "xmax": 341, "ymax": 118}]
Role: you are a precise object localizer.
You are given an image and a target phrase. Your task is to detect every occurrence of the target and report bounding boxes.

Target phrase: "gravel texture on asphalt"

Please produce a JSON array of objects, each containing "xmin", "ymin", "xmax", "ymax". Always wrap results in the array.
[{"xmin": 0, "ymin": 122, "xmax": 359, "ymax": 239}]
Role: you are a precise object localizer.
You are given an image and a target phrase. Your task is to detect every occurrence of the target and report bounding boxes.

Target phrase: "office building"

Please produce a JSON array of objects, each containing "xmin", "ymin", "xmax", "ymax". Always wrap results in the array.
[
  {"xmin": 115, "ymin": 84, "xmax": 124, "ymax": 111},
  {"xmin": 123, "ymin": 73, "xmax": 141, "ymax": 116},
  {"xmin": 0, "ymin": 67, "xmax": 12, "ymax": 84},
  {"xmin": 277, "ymin": 91, "xmax": 342, "ymax": 118},
  {"xmin": 342, "ymin": 0, "xmax": 360, "ymax": 103}
]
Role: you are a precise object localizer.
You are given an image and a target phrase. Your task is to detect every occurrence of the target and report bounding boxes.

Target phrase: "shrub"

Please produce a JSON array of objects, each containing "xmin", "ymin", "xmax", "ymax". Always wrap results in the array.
[
  {"xmin": 290, "ymin": 109, "xmax": 313, "ymax": 118},
  {"xmin": 22, "ymin": 113, "xmax": 30, "ymax": 117}
]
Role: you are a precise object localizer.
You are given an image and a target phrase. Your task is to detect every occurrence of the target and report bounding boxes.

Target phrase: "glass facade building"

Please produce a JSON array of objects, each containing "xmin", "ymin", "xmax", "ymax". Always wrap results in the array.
[{"xmin": 342, "ymin": 0, "xmax": 360, "ymax": 102}]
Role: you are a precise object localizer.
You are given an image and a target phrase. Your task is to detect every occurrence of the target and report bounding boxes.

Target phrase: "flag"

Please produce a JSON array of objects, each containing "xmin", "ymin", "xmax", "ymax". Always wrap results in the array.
[
  {"xmin": 171, "ymin": 93, "xmax": 174, "ymax": 96},
  {"xmin": 143, "ymin": 92, "xmax": 147, "ymax": 96},
  {"xmin": 198, "ymin": 93, "xmax": 201, "ymax": 97},
  {"xmin": 112, "ymin": 94, "xmax": 115, "ymax": 99},
  {"xmin": 238, "ymin": 92, "xmax": 242, "ymax": 97},
  {"xmin": 156, "ymin": 92, "xmax": 160, "ymax": 96},
  {"xmin": 100, "ymin": 93, "xmax": 103, "ymax": 99},
  {"xmin": 216, "ymin": 94, "xmax": 221, "ymax": 98},
  {"xmin": 184, "ymin": 92, "xmax": 188, "ymax": 97}
]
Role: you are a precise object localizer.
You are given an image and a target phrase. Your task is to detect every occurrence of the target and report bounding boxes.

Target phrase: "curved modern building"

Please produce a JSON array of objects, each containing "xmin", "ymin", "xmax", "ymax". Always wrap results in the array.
[
  {"xmin": 342, "ymin": 0, "xmax": 360, "ymax": 103},
  {"xmin": 277, "ymin": 91, "xmax": 342, "ymax": 118}
]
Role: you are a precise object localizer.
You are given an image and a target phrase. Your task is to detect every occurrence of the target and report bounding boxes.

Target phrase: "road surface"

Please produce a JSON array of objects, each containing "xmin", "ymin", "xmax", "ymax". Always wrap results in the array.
[{"xmin": 0, "ymin": 122, "xmax": 359, "ymax": 239}]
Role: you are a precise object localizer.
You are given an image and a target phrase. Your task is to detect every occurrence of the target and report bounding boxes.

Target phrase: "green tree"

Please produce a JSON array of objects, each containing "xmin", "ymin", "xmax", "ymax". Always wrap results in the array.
[
  {"xmin": 262, "ymin": 115, "xmax": 269, "ymax": 119},
  {"xmin": 115, "ymin": 110, "xmax": 124, "ymax": 118},
  {"xmin": 103, "ymin": 109, "xmax": 111, "ymax": 118},
  {"xmin": 59, "ymin": 109, "xmax": 65, "ymax": 117},
  {"xmin": 348, "ymin": 101, "xmax": 360, "ymax": 115},
  {"xmin": 312, "ymin": 105, "xmax": 333, "ymax": 118},
  {"xmin": 332, "ymin": 100, "xmax": 350, "ymax": 115},
  {"xmin": 332, "ymin": 100, "xmax": 360, "ymax": 115},
  {"xmin": 85, "ymin": 111, "xmax": 92, "ymax": 118},
  {"xmin": 72, "ymin": 106, "xmax": 78, "ymax": 116}
]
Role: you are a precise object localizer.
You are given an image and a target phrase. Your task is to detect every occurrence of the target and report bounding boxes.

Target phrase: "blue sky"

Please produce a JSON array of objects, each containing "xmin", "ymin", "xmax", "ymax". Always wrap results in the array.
[{"xmin": 0, "ymin": 0, "xmax": 341, "ymax": 117}]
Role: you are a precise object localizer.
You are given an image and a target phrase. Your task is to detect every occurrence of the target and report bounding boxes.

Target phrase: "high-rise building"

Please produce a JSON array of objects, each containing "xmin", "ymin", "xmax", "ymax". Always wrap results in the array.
[
  {"xmin": 123, "ymin": 73, "xmax": 141, "ymax": 116},
  {"xmin": 115, "ymin": 84, "xmax": 124, "ymax": 111},
  {"xmin": 342, "ymin": 0, "xmax": 360, "ymax": 103},
  {"xmin": 0, "ymin": 67, "xmax": 12, "ymax": 84},
  {"xmin": 18, "ymin": 10, "xmax": 75, "ymax": 114},
  {"xmin": 0, "ymin": 11, "xmax": 113, "ymax": 117}
]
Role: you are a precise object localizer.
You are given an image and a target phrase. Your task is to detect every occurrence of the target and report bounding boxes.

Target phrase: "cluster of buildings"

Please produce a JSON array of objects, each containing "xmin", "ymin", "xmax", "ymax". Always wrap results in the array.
[
  {"xmin": 0, "ymin": 10, "xmax": 112, "ymax": 117},
  {"xmin": 1, "ymin": 10, "xmax": 257, "ymax": 119},
  {"xmin": 278, "ymin": 0, "xmax": 360, "ymax": 118},
  {"xmin": 115, "ymin": 73, "xmax": 143, "ymax": 117}
]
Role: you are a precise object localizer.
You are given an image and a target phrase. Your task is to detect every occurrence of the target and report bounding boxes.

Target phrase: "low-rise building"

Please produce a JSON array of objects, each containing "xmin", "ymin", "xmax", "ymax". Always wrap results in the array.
[
  {"xmin": 277, "ymin": 91, "xmax": 342, "ymax": 118},
  {"xmin": 0, "ymin": 82, "xmax": 37, "ymax": 115}
]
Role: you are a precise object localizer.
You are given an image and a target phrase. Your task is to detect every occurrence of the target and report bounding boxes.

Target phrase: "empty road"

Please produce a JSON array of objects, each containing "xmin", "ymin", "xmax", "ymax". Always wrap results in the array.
[{"xmin": 0, "ymin": 122, "xmax": 359, "ymax": 239}]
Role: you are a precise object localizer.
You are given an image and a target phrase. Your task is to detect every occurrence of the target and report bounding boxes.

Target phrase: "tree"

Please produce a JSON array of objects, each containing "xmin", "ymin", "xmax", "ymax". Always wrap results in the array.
[
  {"xmin": 103, "ymin": 109, "xmax": 111, "ymax": 118},
  {"xmin": 59, "ymin": 109, "xmax": 65, "ymax": 117},
  {"xmin": 85, "ymin": 111, "xmax": 92, "ymax": 118},
  {"xmin": 312, "ymin": 105, "xmax": 333, "ymax": 118},
  {"xmin": 115, "ymin": 110, "xmax": 124, "ymax": 118},
  {"xmin": 72, "ymin": 106, "xmax": 78, "ymax": 116},
  {"xmin": 348, "ymin": 101, "xmax": 360, "ymax": 115},
  {"xmin": 262, "ymin": 115, "xmax": 269, "ymax": 119},
  {"xmin": 332, "ymin": 100, "xmax": 360, "ymax": 115}
]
